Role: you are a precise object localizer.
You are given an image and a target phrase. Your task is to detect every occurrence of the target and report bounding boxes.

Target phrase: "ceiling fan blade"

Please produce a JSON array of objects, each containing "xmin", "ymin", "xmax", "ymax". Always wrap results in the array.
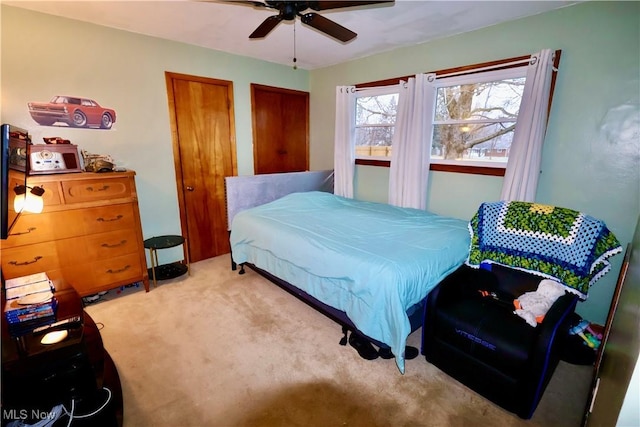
[
  {"xmin": 309, "ymin": 1, "xmax": 394, "ymax": 11},
  {"xmin": 300, "ymin": 12, "xmax": 356, "ymax": 42},
  {"xmin": 249, "ymin": 15, "xmax": 283, "ymax": 38},
  {"xmin": 221, "ymin": 0, "xmax": 272, "ymax": 9}
]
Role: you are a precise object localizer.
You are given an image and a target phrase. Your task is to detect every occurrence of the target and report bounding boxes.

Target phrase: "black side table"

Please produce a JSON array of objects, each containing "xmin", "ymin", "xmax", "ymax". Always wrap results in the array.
[
  {"xmin": 143, "ymin": 235, "xmax": 190, "ymax": 287},
  {"xmin": 2, "ymin": 288, "xmax": 123, "ymax": 427}
]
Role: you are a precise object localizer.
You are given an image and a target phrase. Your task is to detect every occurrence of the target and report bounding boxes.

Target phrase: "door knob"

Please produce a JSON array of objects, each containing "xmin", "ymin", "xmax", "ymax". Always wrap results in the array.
[{"xmin": 186, "ymin": 186, "xmax": 194, "ymax": 191}]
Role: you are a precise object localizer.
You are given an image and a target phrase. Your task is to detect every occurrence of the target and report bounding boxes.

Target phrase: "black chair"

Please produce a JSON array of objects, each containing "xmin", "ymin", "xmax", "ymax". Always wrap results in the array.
[{"xmin": 421, "ymin": 263, "xmax": 578, "ymax": 419}]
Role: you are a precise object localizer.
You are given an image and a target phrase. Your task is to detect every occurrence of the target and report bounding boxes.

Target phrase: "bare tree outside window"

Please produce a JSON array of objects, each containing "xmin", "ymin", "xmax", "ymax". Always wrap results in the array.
[
  {"xmin": 433, "ymin": 78, "xmax": 525, "ymax": 162},
  {"xmin": 352, "ymin": 70, "xmax": 526, "ymax": 165},
  {"xmin": 355, "ymin": 93, "xmax": 398, "ymax": 157}
]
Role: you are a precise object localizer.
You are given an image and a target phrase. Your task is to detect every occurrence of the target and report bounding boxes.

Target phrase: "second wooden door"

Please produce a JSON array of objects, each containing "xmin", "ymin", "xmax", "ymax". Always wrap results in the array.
[{"xmin": 251, "ymin": 84, "xmax": 309, "ymax": 174}]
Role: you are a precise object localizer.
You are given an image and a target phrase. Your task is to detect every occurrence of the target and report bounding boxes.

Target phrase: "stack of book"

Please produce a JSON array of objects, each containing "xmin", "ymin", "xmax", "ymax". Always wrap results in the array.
[{"xmin": 4, "ymin": 272, "xmax": 57, "ymax": 336}]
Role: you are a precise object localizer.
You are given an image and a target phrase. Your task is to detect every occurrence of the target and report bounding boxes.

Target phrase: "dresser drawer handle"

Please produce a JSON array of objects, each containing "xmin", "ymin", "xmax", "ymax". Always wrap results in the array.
[
  {"xmin": 86, "ymin": 185, "xmax": 110, "ymax": 192},
  {"xmin": 11, "ymin": 227, "xmax": 36, "ymax": 236},
  {"xmin": 106, "ymin": 264, "xmax": 130, "ymax": 274},
  {"xmin": 9, "ymin": 256, "xmax": 43, "ymax": 266},
  {"xmin": 97, "ymin": 215, "xmax": 123, "ymax": 222},
  {"xmin": 102, "ymin": 240, "xmax": 127, "ymax": 248}
]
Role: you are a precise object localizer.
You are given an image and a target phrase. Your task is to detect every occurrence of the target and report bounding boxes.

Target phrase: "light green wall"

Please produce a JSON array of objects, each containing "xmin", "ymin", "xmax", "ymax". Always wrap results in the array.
[
  {"xmin": 310, "ymin": 1, "xmax": 640, "ymax": 323},
  {"xmin": 2, "ymin": 3, "xmax": 639, "ymax": 325},
  {"xmin": 1, "ymin": 5, "xmax": 309, "ymax": 264}
]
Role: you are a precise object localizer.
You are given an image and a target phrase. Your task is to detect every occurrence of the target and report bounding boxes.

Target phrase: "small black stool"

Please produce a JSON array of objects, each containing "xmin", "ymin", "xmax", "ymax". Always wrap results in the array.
[{"xmin": 143, "ymin": 235, "xmax": 190, "ymax": 287}]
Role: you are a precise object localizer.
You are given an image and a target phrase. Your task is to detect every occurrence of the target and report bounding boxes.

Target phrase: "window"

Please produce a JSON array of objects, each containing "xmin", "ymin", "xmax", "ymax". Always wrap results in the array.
[
  {"xmin": 355, "ymin": 68, "xmax": 527, "ymax": 172},
  {"xmin": 351, "ymin": 52, "xmax": 562, "ymax": 176},
  {"xmin": 355, "ymin": 86, "xmax": 399, "ymax": 160},
  {"xmin": 431, "ymin": 67, "xmax": 527, "ymax": 168}
]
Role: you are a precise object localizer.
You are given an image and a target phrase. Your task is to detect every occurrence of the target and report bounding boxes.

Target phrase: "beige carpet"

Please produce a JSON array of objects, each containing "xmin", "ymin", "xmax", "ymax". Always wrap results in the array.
[{"xmin": 84, "ymin": 255, "xmax": 593, "ymax": 427}]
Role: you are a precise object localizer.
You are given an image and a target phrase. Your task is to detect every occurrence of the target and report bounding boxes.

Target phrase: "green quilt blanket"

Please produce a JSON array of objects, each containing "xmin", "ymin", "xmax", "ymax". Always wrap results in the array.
[{"xmin": 467, "ymin": 201, "xmax": 622, "ymax": 299}]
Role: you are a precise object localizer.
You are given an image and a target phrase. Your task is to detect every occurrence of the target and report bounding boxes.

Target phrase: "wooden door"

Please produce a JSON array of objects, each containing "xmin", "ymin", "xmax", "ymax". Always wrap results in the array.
[
  {"xmin": 165, "ymin": 72, "xmax": 237, "ymax": 263},
  {"xmin": 251, "ymin": 84, "xmax": 309, "ymax": 174}
]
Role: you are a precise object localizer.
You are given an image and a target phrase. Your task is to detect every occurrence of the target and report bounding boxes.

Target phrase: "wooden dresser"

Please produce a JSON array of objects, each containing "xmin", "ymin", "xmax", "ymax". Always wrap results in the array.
[{"xmin": 1, "ymin": 170, "xmax": 149, "ymax": 296}]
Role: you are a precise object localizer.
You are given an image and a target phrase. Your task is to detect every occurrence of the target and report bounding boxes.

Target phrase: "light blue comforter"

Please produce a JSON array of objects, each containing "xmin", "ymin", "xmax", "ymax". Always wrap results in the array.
[{"xmin": 230, "ymin": 191, "xmax": 470, "ymax": 373}]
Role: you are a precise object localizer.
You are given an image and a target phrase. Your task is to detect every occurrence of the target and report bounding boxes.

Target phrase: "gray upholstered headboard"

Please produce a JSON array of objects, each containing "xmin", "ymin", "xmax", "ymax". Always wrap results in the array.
[{"xmin": 224, "ymin": 170, "xmax": 334, "ymax": 230}]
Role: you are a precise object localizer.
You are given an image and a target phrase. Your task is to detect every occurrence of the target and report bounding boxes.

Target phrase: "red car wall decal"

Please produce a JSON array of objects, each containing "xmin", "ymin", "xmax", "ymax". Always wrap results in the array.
[{"xmin": 28, "ymin": 95, "xmax": 116, "ymax": 129}]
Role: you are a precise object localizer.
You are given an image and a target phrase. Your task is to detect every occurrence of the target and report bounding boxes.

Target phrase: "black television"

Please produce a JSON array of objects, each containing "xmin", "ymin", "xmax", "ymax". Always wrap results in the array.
[{"xmin": 1, "ymin": 124, "xmax": 29, "ymax": 240}]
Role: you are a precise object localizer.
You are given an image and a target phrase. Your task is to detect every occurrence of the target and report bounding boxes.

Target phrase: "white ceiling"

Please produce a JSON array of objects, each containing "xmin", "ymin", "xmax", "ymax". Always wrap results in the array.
[{"xmin": 4, "ymin": 0, "xmax": 579, "ymax": 70}]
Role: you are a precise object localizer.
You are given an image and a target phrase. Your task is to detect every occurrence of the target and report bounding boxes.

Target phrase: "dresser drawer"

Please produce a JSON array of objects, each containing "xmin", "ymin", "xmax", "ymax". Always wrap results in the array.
[
  {"xmin": 1, "ymin": 242, "xmax": 61, "ymax": 278},
  {"xmin": 85, "ymin": 229, "xmax": 139, "ymax": 259},
  {"xmin": 91, "ymin": 254, "xmax": 143, "ymax": 288},
  {"xmin": 63, "ymin": 254, "xmax": 143, "ymax": 296},
  {"xmin": 28, "ymin": 179, "xmax": 63, "ymax": 207},
  {"xmin": 8, "ymin": 175, "xmax": 63, "ymax": 210},
  {"xmin": 24, "ymin": 229, "xmax": 139, "ymax": 265},
  {"xmin": 1, "ymin": 210, "xmax": 81, "ymax": 248},
  {"xmin": 61, "ymin": 177, "xmax": 133, "ymax": 204},
  {"xmin": 2, "ymin": 213, "xmax": 58, "ymax": 248},
  {"xmin": 80, "ymin": 204, "xmax": 136, "ymax": 235},
  {"xmin": 2, "ymin": 205, "xmax": 138, "ymax": 249}
]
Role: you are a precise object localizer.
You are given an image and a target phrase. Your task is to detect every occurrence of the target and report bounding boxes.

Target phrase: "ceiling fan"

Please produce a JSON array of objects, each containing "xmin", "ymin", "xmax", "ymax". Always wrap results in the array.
[{"xmin": 225, "ymin": 1, "xmax": 395, "ymax": 42}]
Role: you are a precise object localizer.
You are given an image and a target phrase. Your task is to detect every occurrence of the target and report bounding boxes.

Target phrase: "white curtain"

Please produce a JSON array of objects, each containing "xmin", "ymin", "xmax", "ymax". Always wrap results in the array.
[
  {"xmin": 388, "ymin": 73, "xmax": 436, "ymax": 210},
  {"xmin": 500, "ymin": 49, "xmax": 555, "ymax": 202},
  {"xmin": 334, "ymin": 85, "xmax": 356, "ymax": 198}
]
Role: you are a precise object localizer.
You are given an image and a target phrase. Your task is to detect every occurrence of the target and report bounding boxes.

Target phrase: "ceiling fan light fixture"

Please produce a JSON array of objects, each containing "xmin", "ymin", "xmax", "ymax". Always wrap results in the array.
[{"xmin": 281, "ymin": 2, "xmax": 298, "ymax": 20}]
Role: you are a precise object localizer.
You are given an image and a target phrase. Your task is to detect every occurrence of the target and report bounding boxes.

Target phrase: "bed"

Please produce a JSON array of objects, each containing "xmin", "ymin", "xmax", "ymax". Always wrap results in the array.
[{"xmin": 225, "ymin": 171, "xmax": 470, "ymax": 373}]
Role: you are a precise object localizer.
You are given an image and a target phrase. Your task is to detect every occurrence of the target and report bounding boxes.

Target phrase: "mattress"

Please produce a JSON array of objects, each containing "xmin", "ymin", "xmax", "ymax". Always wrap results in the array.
[{"xmin": 230, "ymin": 191, "xmax": 470, "ymax": 373}]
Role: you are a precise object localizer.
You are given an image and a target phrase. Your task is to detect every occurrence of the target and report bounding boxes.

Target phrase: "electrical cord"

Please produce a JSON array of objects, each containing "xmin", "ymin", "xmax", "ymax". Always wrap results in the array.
[
  {"xmin": 65, "ymin": 399, "xmax": 74, "ymax": 427},
  {"xmin": 71, "ymin": 387, "xmax": 112, "ymax": 418},
  {"xmin": 61, "ymin": 386, "xmax": 112, "ymax": 426}
]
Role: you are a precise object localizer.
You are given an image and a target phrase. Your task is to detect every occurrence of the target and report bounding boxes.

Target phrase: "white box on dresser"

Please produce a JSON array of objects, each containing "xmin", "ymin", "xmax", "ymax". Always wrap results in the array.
[{"xmin": 1, "ymin": 170, "xmax": 149, "ymax": 296}]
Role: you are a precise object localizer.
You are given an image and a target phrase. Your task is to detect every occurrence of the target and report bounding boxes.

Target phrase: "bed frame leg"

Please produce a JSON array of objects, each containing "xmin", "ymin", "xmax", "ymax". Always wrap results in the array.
[
  {"xmin": 339, "ymin": 326, "xmax": 349, "ymax": 346},
  {"xmin": 229, "ymin": 249, "xmax": 244, "ymax": 274},
  {"xmin": 231, "ymin": 259, "xmax": 246, "ymax": 275},
  {"xmin": 229, "ymin": 243, "xmax": 236, "ymax": 271},
  {"xmin": 229, "ymin": 232, "xmax": 238, "ymax": 272},
  {"xmin": 230, "ymin": 248, "xmax": 246, "ymax": 274}
]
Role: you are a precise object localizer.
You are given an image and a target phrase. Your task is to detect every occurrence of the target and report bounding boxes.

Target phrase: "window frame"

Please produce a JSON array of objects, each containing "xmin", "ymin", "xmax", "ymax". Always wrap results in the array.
[
  {"xmin": 353, "ymin": 51, "xmax": 561, "ymax": 176},
  {"xmin": 354, "ymin": 84, "xmax": 400, "ymax": 161},
  {"xmin": 430, "ymin": 65, "xmax": 528, "ymax": 169}
]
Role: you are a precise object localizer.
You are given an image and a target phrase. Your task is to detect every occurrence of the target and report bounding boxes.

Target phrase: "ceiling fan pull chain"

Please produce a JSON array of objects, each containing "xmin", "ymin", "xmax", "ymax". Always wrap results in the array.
[{"xmin": 293, "ymin": 19, "xmax": 298, "ymax": 70}]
